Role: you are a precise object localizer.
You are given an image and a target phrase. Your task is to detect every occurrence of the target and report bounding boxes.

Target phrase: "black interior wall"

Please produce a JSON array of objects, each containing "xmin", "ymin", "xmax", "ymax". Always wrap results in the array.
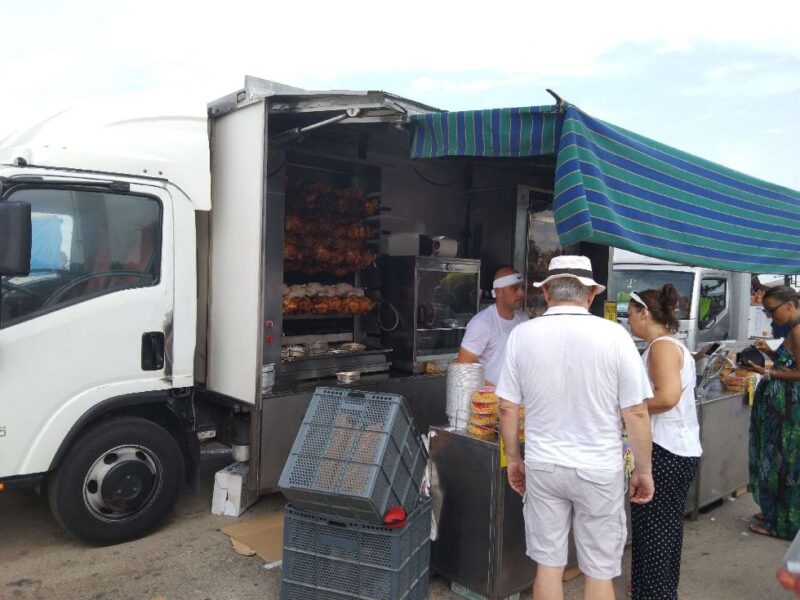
[
  {"xmin": 580, "ymin": 242, "xmax": 611, "ymax": 316},
  {"xmin": 273, "ymin": 117, "xmax": 610, "ymax": 317}
]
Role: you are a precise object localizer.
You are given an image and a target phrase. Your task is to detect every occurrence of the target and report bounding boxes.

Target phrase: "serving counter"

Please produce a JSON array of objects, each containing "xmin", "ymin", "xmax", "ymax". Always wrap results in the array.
[
  {"xmin": 689, "ymin": 380, "xmax": 752, "ymax": 517},
  {"xmin": 428, "ymin": 426, "xmax": 577, "ymax": 599},
  {"xmin": 426, "ymin": 380, "xmax": 751, "ymax": 597}
]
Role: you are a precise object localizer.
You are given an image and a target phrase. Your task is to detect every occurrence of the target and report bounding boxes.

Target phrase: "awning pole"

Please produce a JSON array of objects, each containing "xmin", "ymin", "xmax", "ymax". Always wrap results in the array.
[{"xmin": 546, "ymin": 89, "xmax": 566, "ymax": 111}]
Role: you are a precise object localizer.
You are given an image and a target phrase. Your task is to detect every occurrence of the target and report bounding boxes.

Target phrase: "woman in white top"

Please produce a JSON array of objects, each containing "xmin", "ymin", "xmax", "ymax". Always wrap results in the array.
[{"xmin": 627, "ymin": 285, "xmax": 702, "ymax": 600}]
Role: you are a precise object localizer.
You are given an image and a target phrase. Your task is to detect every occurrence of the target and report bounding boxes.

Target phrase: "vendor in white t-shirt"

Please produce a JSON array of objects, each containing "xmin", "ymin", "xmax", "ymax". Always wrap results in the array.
[{"xmin": 456, "ymin": 267, "xmax": 528, "ymax": 386}]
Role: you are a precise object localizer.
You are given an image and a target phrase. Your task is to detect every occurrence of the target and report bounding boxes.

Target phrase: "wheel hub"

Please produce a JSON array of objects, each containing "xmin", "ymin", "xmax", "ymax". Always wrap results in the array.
[
  {"xmin": 99, "ymin": 461, "xmax": 155, "ymax": 512},
  {"xmin": 83, "ymin": 446, "xmax": 161, "ymax": 521}
]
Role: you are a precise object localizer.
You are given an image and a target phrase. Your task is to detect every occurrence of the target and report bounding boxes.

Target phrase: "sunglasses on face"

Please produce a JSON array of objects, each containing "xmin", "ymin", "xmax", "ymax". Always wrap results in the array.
[{"xmin": 763, "ymin": 301, "xmax": 789, "ymax": 316}]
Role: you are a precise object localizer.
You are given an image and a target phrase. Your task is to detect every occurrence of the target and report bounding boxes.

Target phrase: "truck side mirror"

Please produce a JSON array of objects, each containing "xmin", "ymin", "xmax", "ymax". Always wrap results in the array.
[{"xmin": 0, "ymin": 202, "xmax": 32, "ymax": 277}]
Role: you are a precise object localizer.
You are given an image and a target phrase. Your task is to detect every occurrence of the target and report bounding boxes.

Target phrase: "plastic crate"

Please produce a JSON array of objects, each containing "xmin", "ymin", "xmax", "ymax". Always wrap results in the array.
[
  {"xmin": 280, "ymin": 496, "xmax": 431, "ymax": 600},
  {"xmin": 279, "ymin": 387, "xmax": 428, "ymax": 523}
]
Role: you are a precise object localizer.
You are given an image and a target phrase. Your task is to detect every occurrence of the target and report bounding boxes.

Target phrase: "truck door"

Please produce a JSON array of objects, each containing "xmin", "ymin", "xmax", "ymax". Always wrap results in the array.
[
  {"xmin": 206, "ymin": 87, "xmax": 434, "ymax": 492},
  {"xmin": 0, "ymin": 179, "xmax": 175, "ymax": 477},
  {"xmin": 695, "ymin": 275, "xmax": 731, "ymax": 346}
]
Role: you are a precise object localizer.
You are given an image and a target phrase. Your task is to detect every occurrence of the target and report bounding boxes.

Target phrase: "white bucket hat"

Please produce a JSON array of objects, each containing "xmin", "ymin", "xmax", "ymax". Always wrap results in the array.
[{"xmin": 533, "ymin": 255, "xmax": 606, "ymax": 293}]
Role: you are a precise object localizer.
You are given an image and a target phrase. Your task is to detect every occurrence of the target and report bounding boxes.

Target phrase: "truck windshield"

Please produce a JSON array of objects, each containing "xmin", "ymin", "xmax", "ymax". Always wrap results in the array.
[{"xmin": 611, "ymin": 269, "xmax": 694, "ymax": 319}]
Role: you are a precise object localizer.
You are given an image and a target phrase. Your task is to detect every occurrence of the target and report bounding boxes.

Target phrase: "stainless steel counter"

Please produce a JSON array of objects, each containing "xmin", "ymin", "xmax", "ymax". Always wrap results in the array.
[
  {"xmin": 428, "ymin": 426, "xmax": 576, "ymax": 599},
  {"xmin": 689, "ymin": 380, "xmax": 751, "ymax": 517},
  {"xmin": 696, "ymin": 378, "xmax": 748, "ymax": 406}
]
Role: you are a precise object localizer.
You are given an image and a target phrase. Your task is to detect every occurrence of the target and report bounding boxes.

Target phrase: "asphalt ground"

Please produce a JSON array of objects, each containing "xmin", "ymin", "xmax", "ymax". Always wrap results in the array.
[{"xmin": 0, "ymin": 448, "xmax": 792, "ymax": 600}]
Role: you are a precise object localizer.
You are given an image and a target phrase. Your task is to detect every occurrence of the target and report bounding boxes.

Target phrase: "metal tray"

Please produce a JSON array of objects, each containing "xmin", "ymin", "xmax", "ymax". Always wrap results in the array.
[{"xmin": 279, "ymin": 348, "xmax": 392, "ymax": 381}]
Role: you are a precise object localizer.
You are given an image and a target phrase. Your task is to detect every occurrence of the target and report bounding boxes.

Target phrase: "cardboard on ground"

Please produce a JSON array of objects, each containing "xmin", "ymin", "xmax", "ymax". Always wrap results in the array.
[{"xmin": 221, "ymin": 511, "xmax": 284, "ymax": 563}]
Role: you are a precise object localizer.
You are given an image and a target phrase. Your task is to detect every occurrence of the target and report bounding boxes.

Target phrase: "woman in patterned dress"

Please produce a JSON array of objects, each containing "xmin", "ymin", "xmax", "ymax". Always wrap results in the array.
[{"xmin": 746, "ymin": 286, "xmax": 800, "ymax": 540}]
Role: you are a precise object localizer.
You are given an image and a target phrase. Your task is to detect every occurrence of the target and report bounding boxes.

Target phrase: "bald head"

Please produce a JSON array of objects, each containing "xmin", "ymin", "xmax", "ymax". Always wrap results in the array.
[{"xmin": 494, "ymin": 267, "xmax": 518, "ymax": 280}]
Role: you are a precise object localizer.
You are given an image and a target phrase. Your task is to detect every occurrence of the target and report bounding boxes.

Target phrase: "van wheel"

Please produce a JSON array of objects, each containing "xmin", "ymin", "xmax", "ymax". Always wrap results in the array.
[{"xmin": 48, "ymin": 416, "xmax": 184, "ymax": 545}]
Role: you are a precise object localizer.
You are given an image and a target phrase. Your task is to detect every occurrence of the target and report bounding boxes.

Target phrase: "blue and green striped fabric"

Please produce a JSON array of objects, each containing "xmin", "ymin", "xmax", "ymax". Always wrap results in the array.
[
  {"xmin": 408, "ymin": 105, "xmax": 800, "ymax": 274},
  {"xmin": 409, "ymin": 106, "xmax": 563, "ymax": 158}
]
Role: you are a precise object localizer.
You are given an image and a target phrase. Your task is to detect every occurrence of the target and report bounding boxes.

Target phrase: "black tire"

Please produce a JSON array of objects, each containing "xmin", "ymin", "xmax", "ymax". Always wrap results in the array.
[{"xmin": 48, "ymin": 416, "xmax": 184, "ymax": 545}]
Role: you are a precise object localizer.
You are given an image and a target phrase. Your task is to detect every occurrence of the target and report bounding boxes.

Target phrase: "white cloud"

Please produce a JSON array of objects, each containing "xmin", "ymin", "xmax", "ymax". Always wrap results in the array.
[
  {"xmin": 655, "ymin": 38, "xmax": 695, "ymax": 54},
  {"xmin": 678, "ymin": 61, "xmax": 800, "ymax": 99},
  {"xmin": 761, "ymin": 126, "xmax": 788, "ymax": 136},
  {"xmin": 1, "ymin": 0, "xmax": 800, "ymax": 193},
  {"xmin": 712, "ymin": 140, "xmax": 761, "ymax": 175},
  {"xmin": 5, "ymin": 0, "xmax": 800, "ymax": 104},
  {"xmin": 410, "ymin": 74, "xmax": 539, "ymax": 95}
]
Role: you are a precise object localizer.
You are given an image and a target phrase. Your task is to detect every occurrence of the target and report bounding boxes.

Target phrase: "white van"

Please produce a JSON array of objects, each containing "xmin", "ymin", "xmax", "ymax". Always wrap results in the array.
[{"xmin": 610, "ymin": 249, "xmax": 751, "ymax": 351}]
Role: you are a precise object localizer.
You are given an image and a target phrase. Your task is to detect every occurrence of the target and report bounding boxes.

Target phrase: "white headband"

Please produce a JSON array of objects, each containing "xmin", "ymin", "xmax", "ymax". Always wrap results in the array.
[
  {"xmin": 628, "ymin": 291, "xmax": 646, "ymax": 309},
  {"xmin": 491, "ymin": 273, "xmax": 523, "ymax": 298}
]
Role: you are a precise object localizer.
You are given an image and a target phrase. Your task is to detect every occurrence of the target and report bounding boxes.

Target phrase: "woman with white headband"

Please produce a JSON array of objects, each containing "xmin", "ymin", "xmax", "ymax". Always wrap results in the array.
[
  {"xmin": 457, "ymin": 267, "xmax": 528, "ymax": 386},
  {"xmin": 626, "ymin": 285, "xmax": 702, "ymax": 600}
]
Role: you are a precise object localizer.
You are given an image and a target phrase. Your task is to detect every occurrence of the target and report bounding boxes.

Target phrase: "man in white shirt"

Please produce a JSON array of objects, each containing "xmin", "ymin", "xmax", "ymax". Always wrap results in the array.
[
  {"xmin": 496, "ymin": 255, "xmax": 654, "ymax": 600},
  {"xmin": 457, "ymin": 267, "xmax": 528, "ymax": 385}
]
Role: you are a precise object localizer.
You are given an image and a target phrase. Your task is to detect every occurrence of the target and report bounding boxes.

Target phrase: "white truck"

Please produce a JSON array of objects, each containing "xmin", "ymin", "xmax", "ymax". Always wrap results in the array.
[
  {"xmin": 0, "ymin": 76, "xmax": 770, "ymax": 547},
  {"xmin": 0, "ymin": 77, "xmax": 446, "ymax": 544},
  {"xmin": 610, "ymin": 249, "xmax": 752, "ymax": 351}
]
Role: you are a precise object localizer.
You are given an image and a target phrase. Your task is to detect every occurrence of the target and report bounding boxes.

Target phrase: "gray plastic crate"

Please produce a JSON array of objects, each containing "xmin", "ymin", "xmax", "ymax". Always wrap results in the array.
[
  {"xmin": 280, "ymin": 496, "xmax": 431, "ymax": 600},
  {"xmin": 279, "ymin": 387, "xmax": 428, "ymax": 523}
]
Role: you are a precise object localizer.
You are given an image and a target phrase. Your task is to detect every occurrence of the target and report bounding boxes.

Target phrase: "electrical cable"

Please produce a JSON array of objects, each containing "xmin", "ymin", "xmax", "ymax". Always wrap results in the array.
[
  {"xmin": 411, "ymin": 167, "xmax": 463, "ymax": 187},
  {"xmin": 378, "ymin": 300, "xmax": 401, "ymax": 332},
  {"xmin": 267, "ymin": 159, "xmax": 287, "ymax": 178}
]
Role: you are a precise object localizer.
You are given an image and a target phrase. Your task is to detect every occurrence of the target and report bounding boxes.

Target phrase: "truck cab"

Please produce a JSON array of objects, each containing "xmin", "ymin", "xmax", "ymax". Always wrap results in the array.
[{"xmin": 0, "ymin": 98, "xmax": 207, "ymax": 544}]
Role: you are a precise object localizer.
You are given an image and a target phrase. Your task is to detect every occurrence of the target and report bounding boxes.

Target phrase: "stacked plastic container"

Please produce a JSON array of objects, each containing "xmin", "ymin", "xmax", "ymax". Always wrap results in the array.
[{"xmin": 279, "ymin": 387, "xmax": 430, "ymax": 600}]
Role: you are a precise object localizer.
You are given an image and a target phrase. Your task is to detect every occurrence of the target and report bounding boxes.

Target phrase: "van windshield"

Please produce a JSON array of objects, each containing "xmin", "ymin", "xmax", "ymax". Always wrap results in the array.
[{"xmin": 611, "ymin": 270, "xmax": 694, "ymax": 319}]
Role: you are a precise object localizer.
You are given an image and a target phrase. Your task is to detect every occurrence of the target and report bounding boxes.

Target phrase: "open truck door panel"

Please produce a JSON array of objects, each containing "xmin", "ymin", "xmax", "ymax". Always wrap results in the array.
[
  {"xmin": 203, "ymin": 82, "xmax": 433, "ymax": 406},
  {"xmin": 203, "ymin": 82, "xmax": 439, "ymax": 491}
]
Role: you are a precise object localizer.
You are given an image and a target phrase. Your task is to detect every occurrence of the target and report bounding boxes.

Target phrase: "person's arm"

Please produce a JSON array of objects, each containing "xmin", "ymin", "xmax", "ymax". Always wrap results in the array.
[
  {"xmin": 622, "ymin": 402, "xmax": 654, "ymax": 504},
  {"xmin": 498, "ymin": 399, "xmax": 525, "ymax": 497},
  {"xmin": 692, "ymin": 343, "xmax": 711, "ymax": 361},
  {"xmin": 499, "ymin": 399, "xmax": 521, "ymax": 461},
  {"xmin": 645, "ymin": 340, "xmax": 683, "ymax": 414},
  {"xmin": 457, "ymin": 318, "xmax": 488, "ymax": 363},
  {"xmin": 498, "ymin": 399, "xmax": 520, "ymax": 451},
  {"xmin": 616, "ymin": 329, "xmax": 655, "ymax": 504},
  {"xmin": 751, "ymin": 328, "xmax": 800, "ymax": 381},
  {"xmin": 496, "ymin": 332, "xmax": 526, "ymax": 497},
  {"xmin": 456, "ymin": 346, "xmax": 481, "ymax": 363},
  {"xmin": 754, "ymin": 339, "xmax": 778, "ymax": 361}
]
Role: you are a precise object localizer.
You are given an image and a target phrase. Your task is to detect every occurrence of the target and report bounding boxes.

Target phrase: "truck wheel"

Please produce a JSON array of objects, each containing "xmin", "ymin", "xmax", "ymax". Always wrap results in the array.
[{"xmin": 48, "ymin": 416, "xmax": 184, "ymax": 545}]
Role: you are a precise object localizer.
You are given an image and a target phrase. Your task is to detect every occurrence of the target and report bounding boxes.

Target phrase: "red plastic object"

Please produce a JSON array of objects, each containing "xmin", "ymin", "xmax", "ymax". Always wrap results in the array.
[
  {"xmin": 383, "ymin": 506, "xmax": 407, "ymax": 529},
  {"xmin": 777, "ymin": 569, "xmax": 798, "ymax": 592}
]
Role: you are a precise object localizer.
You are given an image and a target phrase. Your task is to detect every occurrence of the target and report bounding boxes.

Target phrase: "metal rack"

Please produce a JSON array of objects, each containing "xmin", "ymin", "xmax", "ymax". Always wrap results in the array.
[
  {"xmin": 274, "ymin": 159, "xmax": 388, "ymax": 382},
  {"xmin": 278, "ymin": 347, "xmax": 393, "ymax": 381}
]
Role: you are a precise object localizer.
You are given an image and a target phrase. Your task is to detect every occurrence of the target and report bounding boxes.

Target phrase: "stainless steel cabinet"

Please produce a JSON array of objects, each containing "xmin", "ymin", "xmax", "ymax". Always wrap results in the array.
[
  {"xmin": 689, "ymin": 383, "xmax": 752, "ymax": 517},
  {"xmin": 429, "ymin": 427, "xmax": 577, "ymax": 599},
  {"xmin": 381, "ymin": 257, "xmax": 480, "ymax": 372}
]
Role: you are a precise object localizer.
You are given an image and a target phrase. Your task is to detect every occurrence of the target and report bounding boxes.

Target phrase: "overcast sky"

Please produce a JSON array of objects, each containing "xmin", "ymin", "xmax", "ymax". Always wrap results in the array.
[{"xmin": 2, "ymin": 0, "xmax": 799, "ymax": 190}]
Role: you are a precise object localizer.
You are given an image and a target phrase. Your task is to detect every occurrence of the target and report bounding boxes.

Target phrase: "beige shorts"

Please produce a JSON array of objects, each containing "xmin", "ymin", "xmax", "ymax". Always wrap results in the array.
[{"xmin": 523, "ymin": 462, "xmax": 627, "ymax": 580}]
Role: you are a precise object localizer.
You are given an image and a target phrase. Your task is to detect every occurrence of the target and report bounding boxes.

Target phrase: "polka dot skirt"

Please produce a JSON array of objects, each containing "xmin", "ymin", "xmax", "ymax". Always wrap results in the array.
[{"xmin": 631, "ymin": 443, "xmax": 699, "ymax": 600}]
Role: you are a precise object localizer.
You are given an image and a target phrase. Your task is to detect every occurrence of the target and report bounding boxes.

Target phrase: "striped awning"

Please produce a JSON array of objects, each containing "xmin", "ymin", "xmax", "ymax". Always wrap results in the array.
[
  {"xmin": 409, "ymin": 106, "xmax": 563, "ymax": 158},
  {"xmin": 408, "ymin": 105, "xmax": 800, "ymax": 274}
]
